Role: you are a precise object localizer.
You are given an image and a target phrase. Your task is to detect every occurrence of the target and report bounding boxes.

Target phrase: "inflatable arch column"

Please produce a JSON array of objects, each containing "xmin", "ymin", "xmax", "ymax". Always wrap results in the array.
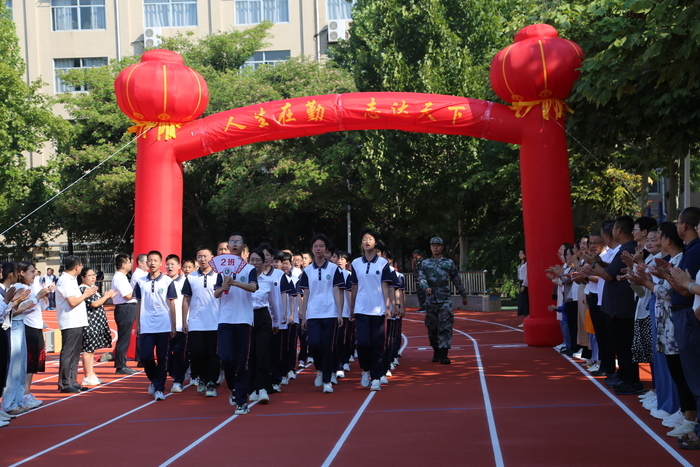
[{"xmin": 114, "ymin": 24, "xmax": 583, "ymax": 346}]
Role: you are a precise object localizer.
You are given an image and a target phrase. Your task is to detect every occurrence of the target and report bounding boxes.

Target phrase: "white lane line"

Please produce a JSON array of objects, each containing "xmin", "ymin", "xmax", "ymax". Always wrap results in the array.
[
  {"xmin": 321, "ymin": 333, "xmax": 409, "ymax": 467},
  {"xmin": 563, "ymin": 355, "xmax": 693, "ymax": 467},
  {"xmin": 159, "ymin": 402, "xmax": 260, "ymax": 467},
  {"xmin": 159, "ymin": 367, "xmax": 311, "ymax": 466},
  {"xmin": 404, "ymin": 317, "xmax": 504, "ymax": 467},
  {"xmin": 10, "ymin": 395, "xmax": 162, "ymax": 466}
]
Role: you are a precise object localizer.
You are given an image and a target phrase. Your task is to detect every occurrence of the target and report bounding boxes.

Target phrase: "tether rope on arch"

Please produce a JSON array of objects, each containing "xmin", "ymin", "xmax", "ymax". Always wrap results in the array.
[{"xmin": 0, "ymin": 128, "xmax": 151, "ymax": 239}]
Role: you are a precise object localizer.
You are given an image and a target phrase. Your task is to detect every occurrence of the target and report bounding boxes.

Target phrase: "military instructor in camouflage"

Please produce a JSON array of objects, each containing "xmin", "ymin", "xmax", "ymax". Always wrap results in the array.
[{"xmin": 418, "ymin": 237, "xmax": 467, "ymax": 364}]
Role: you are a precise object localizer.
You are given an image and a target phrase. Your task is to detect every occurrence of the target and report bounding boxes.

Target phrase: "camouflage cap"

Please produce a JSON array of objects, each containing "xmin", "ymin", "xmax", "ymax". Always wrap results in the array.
[{"xmin": 430, "ymin": 237, "xmax": 443, "ymax": 244}]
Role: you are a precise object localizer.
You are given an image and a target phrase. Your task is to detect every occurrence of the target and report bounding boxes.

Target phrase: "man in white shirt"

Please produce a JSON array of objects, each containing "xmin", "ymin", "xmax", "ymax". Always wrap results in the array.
[
  {"xmin": 130, "ymin": 254, "xmax": 148, "ymax": 288},
  {"xmin": 41, "ymin": 268, "xmax": 57, "ymax": 310},
  {"xmin": 55, "ymin": 256, "xmax": 97, "ymax": 393},
  {"xmin": 165, "ymin": 254, "xmax": 187, "ymax": 393},
  {"xmin": 112, "ymin": 254, "xmax": 138, "ymax": 375}
]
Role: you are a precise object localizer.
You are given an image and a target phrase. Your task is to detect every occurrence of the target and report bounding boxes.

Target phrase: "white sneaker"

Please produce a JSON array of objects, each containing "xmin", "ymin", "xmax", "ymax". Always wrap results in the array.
[
  {"xmin": 390, "ymin": 363, "xmax": 396, "ymax": 371},
  {"xmin": 343, "ymin": 363, "xmax": 350, "ymax": 372},
  {"xmin": 385, "ymin": 370, "xmax": 392, "ymax": 377},
  {"xmin": 154, "ymin": 391, "xmax": 166, "ymax": 401},
  {"xmin": 667, "ymin": 420, "xmax": 696, "ymax": 437},
  {"xmin": 81, "ymin": 376, "xmax": 100, "ymax": 386},
  {"xmin": 0, "ymin": 419, "xmax": 9, "ymax": 428},
  {"xmin": 392, "ymin": 358, "xmax": 400, "ymax": 367},
  {"xmin": 148, "ymin": 383, "xmax": 155, "ymax": 396},
  {"xmin": 315, "ymin": 371, "xmax": 323, "ymax": 387},
  {"xmin": 336, "ymin": 370, "xmax": 345, "ymax": 379},
  {"xmin": 380, "ymin": 375, "xmax": 389, "ymax": 385},
  {"xmin": 235, "ymin": 403, "xmax": 250, "ymax": 415},
  {"xmin": 662, "ymin": 410, "xmax": 684, "ymax": 428},
  {"xmin": 21, "ymin": 394, "xmax": 42, "ymax": 409},
  {"xmin": 281, "ymin": 376, "xmax": 289, "ymax": 386},
  {"xmin": 217, "ymin": 370, "xmax": 225, "ymax": 385},
  {"xmin": 298, "ymin": 360, "xmax": 306, "ymax": 369},
  {"xmin": 370, "ymin": 379, "xmax": 381, "ymax": 391},
  {"xmin": 171, "ymin": 382, "xmax": 183, "ymax": 393},
  {"xmin": 349, "ymin": 356, "xmax": 355, "ymax": 362},
  {"xmin": 361, "ymin": 371, "xmax": 370, "ymax": 388},
  {"xmin": 307, "ymin": 357, "xmax": 314, "ymax": 364},
  {"xmin": 650, "ymin": 408, "xmax": 671, "ymax": 420},
  {"xmin": 197, "ymin": 382, "xmax": 206, "ymax": 393},
  {"xmin": 190, "ymin": 377, "xmax": 199, "ymax": 386},
  {"xmin": 272, "ymin": 384, "xmax": 281, "ymax": 393},
  {"xmin": 639, "ymin": 389, "xmax": 655, "ymax": 400},
  {"xmin": 205, "ymin": 384, "xmax": 217, "ymax": 397},
  {"xmin": 288, "ymin": 370, "xmax": 297, "ymax": 380},
  {"xmin": 249, "ymin": 391, "xmax": 259, "ymax": 402},
  {"xmin": 586, "ymin": 363, "xmax": 600, "ymax": 373},
  {"xmin": 258, "ymin": 388, "xmax": 270, "ymax": 404},
  {"xmin": 323, "ymin": 382, "xmax": 333, "ymax": 393},
  {"xmin": 229, "ymin": 392, "xmax": 237, "ymax": 407},
  {"xmin": 0, "ymin": 411, "xmax": 13, "ymax": 421},
  {"xmin": 331, "ymin": 373, "xmax": 338, "ymax": 385},
  {"xmin": 642, "ymin": 396, "xmax": 657, "ymax": 410}
]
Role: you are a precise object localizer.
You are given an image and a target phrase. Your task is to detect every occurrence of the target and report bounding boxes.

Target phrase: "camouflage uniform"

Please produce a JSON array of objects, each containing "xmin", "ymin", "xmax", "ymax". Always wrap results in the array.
[{"xmin": 418, "ymin": 257, "xmax": 466, "ymax": 350}]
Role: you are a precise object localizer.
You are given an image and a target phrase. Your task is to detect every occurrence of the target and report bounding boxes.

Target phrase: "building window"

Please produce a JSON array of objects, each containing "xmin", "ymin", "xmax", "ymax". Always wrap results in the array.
[
  {"xmin": 54, "ymin": 57, "xmax": 108, "ymax": 93},
  {"xmin": 51, "ymin": 0, "xmax": 106, "ymax": 31},
  {"xmin": 242, "ymin": 50, "xmax": 290, "ymax": 70},
  {"xmin": 235, "ymin": 0, "xmax": 288, "ymax": 25},
  {"xmin": 144, "ymin": 0, "xmax": 197, "ymax": 28},
  {"xmin": 327, "ymin": 0, "xmax": 355, "ymax": 20}
]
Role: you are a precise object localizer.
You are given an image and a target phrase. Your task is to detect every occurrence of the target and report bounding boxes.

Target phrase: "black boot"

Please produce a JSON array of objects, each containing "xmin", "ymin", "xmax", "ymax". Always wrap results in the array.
[
  {"xmin": 432, "ymin": 347, "xmax": 440, "ymax": 362},
  {"xmin": 439, "ymin": 348, "xmax": 451, "ymax": 365}
]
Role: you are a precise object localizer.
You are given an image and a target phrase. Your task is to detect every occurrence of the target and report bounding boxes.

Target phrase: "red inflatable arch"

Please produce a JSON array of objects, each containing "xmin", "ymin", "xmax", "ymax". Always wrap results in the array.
[{"xmin": 114, "ymin": 24, "xmax": 584, "ymax": 346}]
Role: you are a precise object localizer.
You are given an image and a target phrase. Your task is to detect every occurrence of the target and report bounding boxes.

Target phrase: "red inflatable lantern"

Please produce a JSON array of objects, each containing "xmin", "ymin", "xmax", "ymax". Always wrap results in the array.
[
  {"xmin": 114, "ymin": 49, "xmax": 208, "ymax": 140},
  {"xmin": 490, "ymin": 23, "xmax": 583, "ymax": 120},
  {"xmin": 115, "ymin": 24, "xmax": 584, "ymax": 347}
]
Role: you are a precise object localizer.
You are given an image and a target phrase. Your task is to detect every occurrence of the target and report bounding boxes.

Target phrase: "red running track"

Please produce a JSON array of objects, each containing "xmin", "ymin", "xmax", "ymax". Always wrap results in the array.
[{"xmin": 1, "ymin": 308, "xmax": 697, "ymax": 466}]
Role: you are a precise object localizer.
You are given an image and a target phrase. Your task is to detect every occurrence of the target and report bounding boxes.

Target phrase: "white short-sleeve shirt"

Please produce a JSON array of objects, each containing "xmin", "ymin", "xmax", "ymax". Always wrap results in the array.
[
  {"xmin": 216, "ymin": 265, "xmax": 258, "ymax": 326},
  {"xmin": 56, "ymin": 272, "xmax": 88, "ymax": 330},
  {"xmin": 182, "ymin": 269, "xmax": 219, "ymax": 331},
  {"xmin": 134, "ymin": 273, "xmax": 177, "ymax": 334},
  {"xmin": 112, "ymin": 271, "xmax": 136, "ymax": 305}
]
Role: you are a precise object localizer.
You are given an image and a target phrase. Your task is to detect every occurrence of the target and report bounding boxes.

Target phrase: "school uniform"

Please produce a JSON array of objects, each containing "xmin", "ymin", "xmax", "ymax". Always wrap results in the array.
[
  {"xmin": 281, "ymin": 273, "xmax": 300, "ymax": 378},
  {"xmin": 134, "ymin": 274, "xmax": 177, "ymax": 393},
  {"xmin": 381, "ymin": 268, "xmax": 402, "ymax": 374},
  {"xmin": 111, "ymin": 271, "xmax": 137, "ymax": 371},
  {"xmin": 350, "ymin": 255, "xmax": 393, "ymax": 381},
  {"xmin": 298, "ymin": 260, "xmax": 345, "ymax": 384},
  {"xmin": 248, "ymin": 268, "xmax": 279, "ymax": 394},
  {"xmin": 167, "ymin": 275, "xmax": 188, "ymax": 385},
  {"xmin": 55, "ymin": 272, "xmax": 89, "ymax": 392},
  {"xmin": 335, "ymin": 270, "xmax": 353, "ymax": 371},
  {"xmin": 215, "ymin": 264, "xmax": 257, "ymax": 406},
  {"xmin": 182, "ymin": 269, "xmax": 220, "ymax": 387}
]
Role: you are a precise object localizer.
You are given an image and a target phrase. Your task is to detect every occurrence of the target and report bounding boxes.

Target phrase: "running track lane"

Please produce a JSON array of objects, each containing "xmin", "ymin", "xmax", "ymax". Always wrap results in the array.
[{"xmin": 2, "ymin": 309, "xmax": 699, "ymax": 466}]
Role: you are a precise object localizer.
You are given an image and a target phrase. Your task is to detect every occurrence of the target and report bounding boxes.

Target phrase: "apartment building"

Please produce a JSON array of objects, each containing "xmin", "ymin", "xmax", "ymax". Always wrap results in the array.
[{"xmin": 7, "ymin": 0, "xmax": 353, "ymax": 162}]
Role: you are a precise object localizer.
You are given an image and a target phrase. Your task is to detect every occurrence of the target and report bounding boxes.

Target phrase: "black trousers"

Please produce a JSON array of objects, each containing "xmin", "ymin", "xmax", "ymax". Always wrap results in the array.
[
  {"xmin": 139, "ymin": 332, "xmax": 170, "ymax": 392},
  {"xmin": 0, "ymin": 327, "xmax": 10, "ymax": 393},
  {"xmin": 588, "ymin": 294, "xmax": 615, "ymax": 373},
  {"xmin": 608, "ymin": 315, "xmax": 638, "ymax": 383},
  {"xmin": 114, "ymin": 303, "xmax": 136, "ymax": 369},
  {"xmin": 666, "ymin": 353, "xmax": 697, "ymax": 413},
  {"xmin": 218, "ymin": 323, "xmax": 252, "ymax": 406},
  {"xmin": 382, "ymin": 318, "xmax": 400, "ymax": 371},
  {"xmin": 249, "ymin": 308, "xmax": 273, "ymax": 393},
  {"xmin": 167, "ymin": 331, "xmax": 188, "ymax": 384},
  {"xmin": 271, "ymin": 328, "xmax": 287, "ymax": 384},
  {"xmin": 355, "ymin": 314, "xmax": 386, "ymax": 380},
  {"xmin": 187, "ymin": 330, "xmax": 220, "ymax": 385},
  {"xmin": 285, "ymin": 323, "xmax": 299, "ymax": 375},
  {"xmin": 58, "ymin": 327, "xmax": 84, "ymax": 390},
  {"xmin": 307, "ymin": 318, "xmax": 338, "ymax": 384}
]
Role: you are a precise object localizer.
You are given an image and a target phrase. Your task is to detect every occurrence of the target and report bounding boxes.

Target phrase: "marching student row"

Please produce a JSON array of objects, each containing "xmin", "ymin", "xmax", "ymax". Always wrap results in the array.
[
  {"xmin": 0, "ymin": 228, "xmax": 407, "ymax": 422},
  {"xmin": 546, "ymin": 210, "xmax": 700, "ymax": 450}
]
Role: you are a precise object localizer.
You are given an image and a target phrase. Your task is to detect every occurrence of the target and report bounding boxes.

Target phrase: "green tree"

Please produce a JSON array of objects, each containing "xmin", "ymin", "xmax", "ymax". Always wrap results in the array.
[{"xmin": 0, "ymin": 3, "xmax": 70, "ymax": 258}]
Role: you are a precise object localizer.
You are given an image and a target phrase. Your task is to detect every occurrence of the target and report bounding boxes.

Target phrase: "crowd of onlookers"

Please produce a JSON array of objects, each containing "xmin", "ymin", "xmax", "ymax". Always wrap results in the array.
[{"xmin": 540, "ymin": 210, "xmax": 700, "ymax": 450}]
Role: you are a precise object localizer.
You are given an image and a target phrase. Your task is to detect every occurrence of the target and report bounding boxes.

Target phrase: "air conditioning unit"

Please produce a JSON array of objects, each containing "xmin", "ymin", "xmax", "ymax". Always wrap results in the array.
[
  {"xmin": 143, "ymin": 27, "xmax": 162, "ymax": 48},
  {"xmin": 327, "ymin": 20, "xmax": 346, "ymax": 43}
]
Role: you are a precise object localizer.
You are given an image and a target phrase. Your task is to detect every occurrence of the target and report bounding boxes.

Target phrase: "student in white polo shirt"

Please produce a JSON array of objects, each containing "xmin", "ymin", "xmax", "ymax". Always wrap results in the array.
[
  {"xmin": 165, "ymin": 254, "xmax": 187, "ymax": 393},
  {"xmin": 55, "ymin": 256, "xmax": 97, "ymax": 393},
  {"xmin": 259, "ymin": 244, "xmax": 285, "ymax": 392},
  {"xmin": 182, "ymin": 247, "xmax": 220, "ymax": 397},
  {"xmin": 298, "ymin": 234, "xmax": 345, "ymax": 394},
  {"xmin": 350, "ymin": 228, "xmax": 394, "ymax": 391},
  {"xmin": 214, "ymin": 232, "xmax": 258, "ymax": 415},
  {"xmin": 134, "ymin": 251, "xmax": 177, "ymax": 401},
  {"xmin": 111, "ymin": 254, "xmax": 138, "ymax": 375}
]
